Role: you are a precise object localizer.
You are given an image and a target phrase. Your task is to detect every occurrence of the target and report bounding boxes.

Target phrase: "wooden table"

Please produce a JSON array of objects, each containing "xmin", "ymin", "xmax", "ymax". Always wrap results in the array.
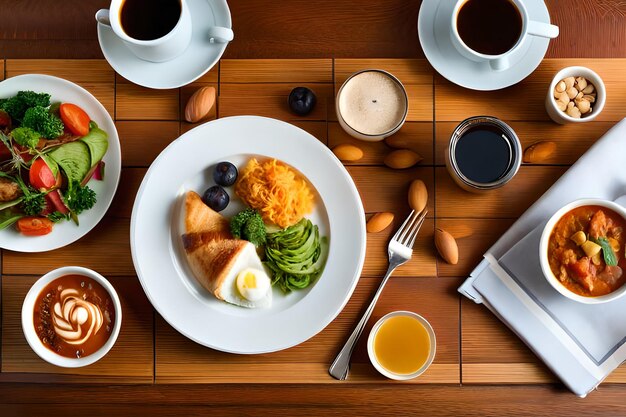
[{"xmin": 1, "ymin": 1, "xmax": 626, "ymax": 416}]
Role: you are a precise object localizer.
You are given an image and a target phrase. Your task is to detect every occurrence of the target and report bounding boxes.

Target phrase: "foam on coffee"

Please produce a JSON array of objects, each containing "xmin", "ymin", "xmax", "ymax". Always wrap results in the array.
[{"xmin": 338, "ymin": 71, "xmax": 407, "ymax": 136}]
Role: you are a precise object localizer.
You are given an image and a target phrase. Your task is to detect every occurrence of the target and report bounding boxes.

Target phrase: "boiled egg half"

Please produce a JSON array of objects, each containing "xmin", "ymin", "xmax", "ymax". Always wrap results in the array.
[{"xmin": 220, "ymin": 243, "xmax": 273, "ymax": 309}]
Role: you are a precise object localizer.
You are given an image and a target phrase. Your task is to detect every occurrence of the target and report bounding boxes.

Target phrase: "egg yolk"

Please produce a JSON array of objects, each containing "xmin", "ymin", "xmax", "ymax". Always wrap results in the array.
[{"xmin": 236, "ymin": 268, "xmax": 270, "ymax": 302}]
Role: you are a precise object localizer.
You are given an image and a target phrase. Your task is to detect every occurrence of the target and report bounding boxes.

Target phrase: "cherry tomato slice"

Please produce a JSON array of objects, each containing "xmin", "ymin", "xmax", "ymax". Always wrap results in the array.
[
  {"xmin": 59, "ymin": 103, "xmax": 90, "ymax": 137},
  {"xmin": 29, "ymin": 158, "xmax": 56, "ymax": 190},
  {"xmin": 16, "ymin": 217, "xmax": 54, "ymax": 236}
]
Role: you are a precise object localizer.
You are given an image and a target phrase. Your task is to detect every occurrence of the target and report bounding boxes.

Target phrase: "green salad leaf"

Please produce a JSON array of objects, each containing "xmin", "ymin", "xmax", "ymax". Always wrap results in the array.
[{"xmin": 11, "ymin": 126, "xmax": 40, "ymax": 149}]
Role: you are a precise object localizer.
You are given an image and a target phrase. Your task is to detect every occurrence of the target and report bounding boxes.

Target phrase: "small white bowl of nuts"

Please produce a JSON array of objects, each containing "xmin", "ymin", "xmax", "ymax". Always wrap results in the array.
[{"xmin": 545, "ymin": 66, "xmax": 606, "ymax": 124}]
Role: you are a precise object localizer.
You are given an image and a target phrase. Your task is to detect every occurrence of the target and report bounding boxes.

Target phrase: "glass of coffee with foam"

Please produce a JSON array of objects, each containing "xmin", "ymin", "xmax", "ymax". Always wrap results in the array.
[{"xmin": 336, "ymin": 70, "xmax": 408, "ymax": 141}]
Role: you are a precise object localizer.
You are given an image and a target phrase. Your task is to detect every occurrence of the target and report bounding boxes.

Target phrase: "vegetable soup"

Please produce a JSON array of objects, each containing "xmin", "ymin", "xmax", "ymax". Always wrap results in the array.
[{"xmin": 547, "ymin": 205, "xmax": 626, "ymax": 297}]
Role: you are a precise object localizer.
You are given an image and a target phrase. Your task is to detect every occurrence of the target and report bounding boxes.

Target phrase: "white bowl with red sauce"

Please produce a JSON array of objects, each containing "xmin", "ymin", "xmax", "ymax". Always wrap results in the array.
[
  {"xmin": 540, "ymin": 199, "xmax": 626, "ymax": 304},
  {"xmin": 21, "ymin": 266, "xmax": 122, "ymax": 367}
]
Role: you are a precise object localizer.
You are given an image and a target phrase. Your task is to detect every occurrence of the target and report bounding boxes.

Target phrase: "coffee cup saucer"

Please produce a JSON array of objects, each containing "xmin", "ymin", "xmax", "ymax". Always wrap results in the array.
[
  {"xmin": 418, "ymin": 0, "xmax": 551, "ymax": 91},
  {"xmin": 97, "ymin": 0, "xmax": 231, "ymax": 89}
]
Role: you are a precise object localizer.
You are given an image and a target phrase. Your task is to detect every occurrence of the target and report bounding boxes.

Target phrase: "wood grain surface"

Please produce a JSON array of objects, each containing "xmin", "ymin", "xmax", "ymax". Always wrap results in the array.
[
  {"xmin": 1, "ymin": 54, "xmax": 626, "ymax": 414},
  {"xmin": 0, "ymin": 1, "xmax": 625, "ymax": 59}
]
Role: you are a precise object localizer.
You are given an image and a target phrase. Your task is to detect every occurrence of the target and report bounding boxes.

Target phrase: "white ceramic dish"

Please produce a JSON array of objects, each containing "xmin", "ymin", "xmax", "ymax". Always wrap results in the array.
[
  {"xmin": 130, "ymin": 116, "xmax": 366, "ymax": 354},
  {"xmin": 545, "ymin": 66, "xmax": 606, "ymax": 124},
  {"xmin": 367, "ymin": 311, "xmax": 436, "ymax": 380},
  {"xmin": 97, "ymin": 0, "xmax": 231, "ymax": 89},
  {"xmin": 21, "ymin": 266, "xmax": 122, "ymax": 368},
  {"xmin": 0, "ymin": 74, "xmax": 121, "ymax": 253},
  {"xmin": 418, "ymin": 0, "xmax": 552, "ymax": 91},
  {"xmin": 539, "ymin": 199, "xmax": 626, "ymax": 304}
]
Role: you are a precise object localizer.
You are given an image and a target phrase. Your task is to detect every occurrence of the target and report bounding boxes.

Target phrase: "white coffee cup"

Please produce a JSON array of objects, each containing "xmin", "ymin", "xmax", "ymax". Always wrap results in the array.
[
  {"xmin": 95, "ymin": 0, "xmax": 234, "ymax": 63},
  {"xmin": 450, "ymin": 0, "xmax": 559, "ymax": 71}
]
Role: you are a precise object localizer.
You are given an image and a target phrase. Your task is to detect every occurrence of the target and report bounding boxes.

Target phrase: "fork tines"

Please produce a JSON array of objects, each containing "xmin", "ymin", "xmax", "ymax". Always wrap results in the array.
[{"xmin": 393, "ymin": 209, "xmax": 428, "ymax": 249}]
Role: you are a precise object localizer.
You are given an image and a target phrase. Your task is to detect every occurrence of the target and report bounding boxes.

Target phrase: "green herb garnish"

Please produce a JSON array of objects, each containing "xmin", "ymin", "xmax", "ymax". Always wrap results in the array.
[
  {"xmin": 64, "ymin": 180, "xmax": 96, "ymax": 215},
  {"xmin": 594, "ymin": 237, "xmax": 618, "ymax": 266}
]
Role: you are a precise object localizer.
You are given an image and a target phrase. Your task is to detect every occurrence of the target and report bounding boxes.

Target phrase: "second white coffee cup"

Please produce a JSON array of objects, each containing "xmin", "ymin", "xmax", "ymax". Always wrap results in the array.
[{"xmin": 450, "ymin": 0, "xmax": 559, "ymax": 71}]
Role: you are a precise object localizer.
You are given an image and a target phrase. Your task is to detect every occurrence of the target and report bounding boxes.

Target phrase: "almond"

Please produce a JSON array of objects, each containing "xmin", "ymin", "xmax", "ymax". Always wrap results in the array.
[
  {"xmin": 523, "ymin": 141, "xmax": 557, "ymax": 163},
  {"xmin": 408, "ymin": 179, "xmax": 428, "ymax": 213},
  {"xmin": 366, "ymin": 212, "xmax": 394, "ymax": 233},
  {"xmin": 384, "ymin": 149, "xmax": 423, "ymax": 169},
  {"xmin": 184, "ymin": 86, "xmax": 216, "ymax": 123},
  {"xmin": 435, "ymin": 228, "xmax": 459, "ymax": 265},
  {"xmin": 332, "ymin": 144, "xmax": 363, "ymax": 162}
]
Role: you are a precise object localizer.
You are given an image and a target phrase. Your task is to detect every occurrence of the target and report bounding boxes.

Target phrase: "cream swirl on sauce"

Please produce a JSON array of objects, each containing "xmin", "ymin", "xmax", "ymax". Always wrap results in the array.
[{"xmin": 52, "ymin": 288, "xmax": 104, "ymax": 345}]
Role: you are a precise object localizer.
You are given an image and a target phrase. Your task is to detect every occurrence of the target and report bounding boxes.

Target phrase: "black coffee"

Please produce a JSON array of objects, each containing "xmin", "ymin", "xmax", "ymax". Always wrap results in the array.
[
  {"xmin": 120, "ymin": 0, "xmax": 181, "ymax": 41},
  {"xmin": 455, "ymin": 125, "xmax": 512, "ymax": 183},
  {"xmin": 457, "ymin": 0, "xmax": 522, "ymax": 56}
]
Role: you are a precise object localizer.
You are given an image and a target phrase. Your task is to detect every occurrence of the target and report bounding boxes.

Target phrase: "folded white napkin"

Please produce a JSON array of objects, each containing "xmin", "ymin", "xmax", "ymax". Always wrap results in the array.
[{"xmin": 459, "ymin": 118, "xmax": 626, "ymax": 397}]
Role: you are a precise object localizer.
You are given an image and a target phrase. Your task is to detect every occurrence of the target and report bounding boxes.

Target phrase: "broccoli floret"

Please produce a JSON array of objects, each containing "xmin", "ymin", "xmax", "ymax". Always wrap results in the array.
[
  {"xmin": 11, "ymin": 127, "xmax": 41, "ymax": 149},
  {"xmin": 0, "ymin": 91, "xmax": 51, "ymax": 121},
  {"xmin": 230, "ymin": 208, "xmax": 266, "ymax": 246},
  {"xmin": 22, "ymin": 106, "xmax": 64, "ymax": 139}
]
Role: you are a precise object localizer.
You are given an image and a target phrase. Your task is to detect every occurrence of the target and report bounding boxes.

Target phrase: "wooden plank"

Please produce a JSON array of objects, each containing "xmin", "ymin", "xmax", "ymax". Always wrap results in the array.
[
  {"xmin": 220, "ymin": 59, "xmax": 333, "ymax": 83},
  {"xmin": 5, "ymin": 59, "xmax": 114, "ymax": 83},
  {"xmin": 435, "ymin": 81, "xmax": 625, "ymax": 122},
  {"xmin": 436, "ymin": 218, "xmax": 514, "ymax": 277},
  {"xmin": 1, "ymin": 275, "xmax": 153, "ymax": 382},
  {"xmin": 364, "ymin": 218, "xmax": 436, "ymax": 277},
  {"xmin": 219, "ymin": 83, "xmax": 335, "ymax": 98},
  {"xmin": 0, "ymin": 59, "xmax": 4, "ymax": 80},
  {"xmin": 116, "ymin": 66, "xmax": 219, "ymax": 85},
  {"xmin": 435, "ymin": 121, "xmax": 616, "ymax": 166},
  {"xmin": 348, "ymin": 166, "xmax": 435, "ymax": 215},
  {"xmin": 435, "ymin": 166, "xmax": 567, "ymax": 218},
  {"xmin": 108, "ymin": 168, "xmax": 145, "ymax": 218},
  {"xmin": 218, "ymin": 95, "xmax": 328, "ymax": 121},
  {"xmin": 462, "ymin": 363, "xmax": 556, "ymax": 384},
  {"xmin": 3, "ymin": 217, "xmax": 134, "ymax": 276},
  {"xmin": 116, "ymin": 121, "xmax": 179, "ymax": 167},
  {"xmin": 334, "ymin": 59, "xmax": 433, "ymax": 86},
  {"xmin": 156, "ymin": 277, "xmax": 459, "ymax": 383},
  {"xmin": 328, "ymin": 122, "xmax": 434, "ymax": 166},
  {"xmin": 289, "ymin": 121, "xmax": 328, "ymax": 145},
  {"xmin": 523, "ymin": 59, "xmax": 626, "ymax": 85},
  {"xmin": 116, "ymin": 83, "xmax": 179, "ymax": 121}
]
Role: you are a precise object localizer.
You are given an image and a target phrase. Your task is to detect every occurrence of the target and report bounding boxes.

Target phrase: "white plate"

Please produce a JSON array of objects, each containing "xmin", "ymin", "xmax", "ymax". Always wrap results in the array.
[
  {"xmin": 131, "ymin": 116, "xmax": 367, "ymax": 354},
  {"xmin": 418, "ymin": 0, "xmax": 551, "ymax": 91},
  {"xmin": 97, "ymin": 0, "xmax": 231, "ymax": 89},
  {"xmin": 0, "ymin": 74, "xmax": 121, "ymax": 253}
]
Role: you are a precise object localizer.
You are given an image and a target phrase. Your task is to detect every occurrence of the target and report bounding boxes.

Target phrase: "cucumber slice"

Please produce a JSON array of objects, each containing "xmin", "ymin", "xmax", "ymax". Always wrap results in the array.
[{"xmin": 48, "ymin": 141, "xmax": 91, "ymax": 183}]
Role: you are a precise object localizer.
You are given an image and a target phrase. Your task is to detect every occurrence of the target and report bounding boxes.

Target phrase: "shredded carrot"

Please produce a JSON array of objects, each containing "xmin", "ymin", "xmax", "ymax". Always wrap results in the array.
[{"xmin": 235, "ymin": 158, "xmax": 314, "ymax": 228}]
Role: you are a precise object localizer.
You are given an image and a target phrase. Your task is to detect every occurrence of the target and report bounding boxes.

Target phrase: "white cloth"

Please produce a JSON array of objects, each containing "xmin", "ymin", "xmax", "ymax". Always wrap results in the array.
[{"xmin": 459, "ymin": 118, "xmax": 626, "ymax": 397}]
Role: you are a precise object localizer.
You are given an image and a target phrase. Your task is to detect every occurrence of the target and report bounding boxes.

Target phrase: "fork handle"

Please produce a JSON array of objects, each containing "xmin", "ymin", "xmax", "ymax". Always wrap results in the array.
[{"xmin": 328, "ymin": 262, "xmax": 399, "ymax": 380}]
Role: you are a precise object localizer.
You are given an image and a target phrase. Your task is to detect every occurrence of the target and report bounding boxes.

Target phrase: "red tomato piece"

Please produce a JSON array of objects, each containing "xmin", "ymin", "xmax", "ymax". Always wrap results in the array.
[
  {"xmin": 45, "ymin": 189, "xmax": 69, "ymax": 215},
  {"xmin": 59, "ymin": 103, "xmax": 90, "ymax": 137},
  {"xmin": 29, "ymin": 158, "xmax": 56, "ymax": 190},
  {"xmin": 16, "ymin": 217, "xmax": 54, "ymax": 236}
]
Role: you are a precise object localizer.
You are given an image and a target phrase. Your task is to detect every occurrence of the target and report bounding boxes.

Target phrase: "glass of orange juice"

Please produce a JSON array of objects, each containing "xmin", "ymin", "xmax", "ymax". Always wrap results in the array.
[{"xmin": 367, "ymin": 311, "xmax": 436, "ymax": 380}]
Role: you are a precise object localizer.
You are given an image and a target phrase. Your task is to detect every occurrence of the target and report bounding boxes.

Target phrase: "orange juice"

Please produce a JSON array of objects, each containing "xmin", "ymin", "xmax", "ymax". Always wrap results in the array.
[{"xmin": 373, "ymin": 315, "xmax": 431, "ymax": 375}]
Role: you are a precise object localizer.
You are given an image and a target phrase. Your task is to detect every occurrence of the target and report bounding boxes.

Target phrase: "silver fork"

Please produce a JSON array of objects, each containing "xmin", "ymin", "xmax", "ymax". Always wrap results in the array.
[{"xmin": 328, "ymin": 208, "xmax": 428, "ymax": 380}]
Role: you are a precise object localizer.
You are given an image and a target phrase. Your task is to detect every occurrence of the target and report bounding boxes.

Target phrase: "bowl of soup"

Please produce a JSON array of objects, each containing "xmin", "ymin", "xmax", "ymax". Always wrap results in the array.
[
  {"xmin": 22, "ymin": 266, "xmax": 122, "ymax": 367},
  {"xmin": 540, "ymin": 199, "xmax": 626, "ymax": 304}
]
